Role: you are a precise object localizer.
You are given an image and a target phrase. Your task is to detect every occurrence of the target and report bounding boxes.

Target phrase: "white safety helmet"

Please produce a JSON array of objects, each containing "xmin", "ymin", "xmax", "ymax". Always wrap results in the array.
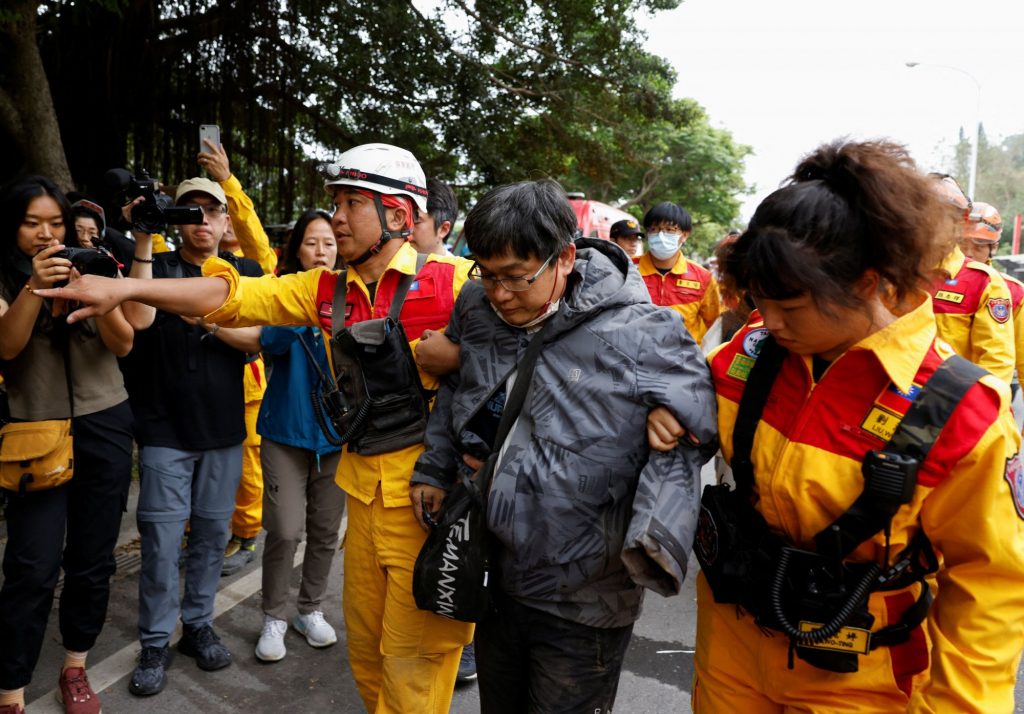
[{"xmin": 323, "ymin": 143, "xmax": 429, "ymax": 214}]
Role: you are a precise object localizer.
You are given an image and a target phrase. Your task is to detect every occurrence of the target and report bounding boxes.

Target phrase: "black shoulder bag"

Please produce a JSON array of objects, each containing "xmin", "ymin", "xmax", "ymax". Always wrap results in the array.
[{"xmin": 412, "ymin": 323, "xmax": 548, "ymax": 623}]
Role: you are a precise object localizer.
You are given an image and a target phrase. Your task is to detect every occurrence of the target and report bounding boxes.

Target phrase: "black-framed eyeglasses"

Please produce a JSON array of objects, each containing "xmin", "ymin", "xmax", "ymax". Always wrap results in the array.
[{"xmin": 468, "ymin": 253, "xmax": 556, "ymax": 292}]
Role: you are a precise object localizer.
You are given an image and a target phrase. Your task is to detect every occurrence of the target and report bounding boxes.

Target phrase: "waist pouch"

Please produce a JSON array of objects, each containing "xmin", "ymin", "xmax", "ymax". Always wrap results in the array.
[
  {"xmin": 695, "ymin": 483, "xmax": 783, "ymax": 616},
  {"xmin": 329, "ymin": 316, "xmax": 429, "ymax": 456},
  {"xmin": 0, "ymin": 419, "xmax": 74, "ymax": 494},
  {"xmin": 695, "ymin": 483, "xmax": 925, "ymax": 673}
]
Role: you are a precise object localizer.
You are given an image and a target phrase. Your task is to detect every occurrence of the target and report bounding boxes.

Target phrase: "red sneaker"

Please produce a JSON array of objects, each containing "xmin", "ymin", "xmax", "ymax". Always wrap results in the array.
[{"xmin": 56, "ymin": 666, "xmax": 101, "ymax": 714}]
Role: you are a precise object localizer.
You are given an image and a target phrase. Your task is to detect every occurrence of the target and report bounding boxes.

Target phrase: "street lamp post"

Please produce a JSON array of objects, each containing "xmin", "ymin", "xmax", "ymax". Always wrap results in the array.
[{"xmin": 905, "ymin": 61, "xmax": 982, "ymax": 199}]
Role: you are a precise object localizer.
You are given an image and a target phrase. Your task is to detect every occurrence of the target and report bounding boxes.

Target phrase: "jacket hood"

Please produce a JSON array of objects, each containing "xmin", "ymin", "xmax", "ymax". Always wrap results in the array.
[{"xmin": 549, "ymin": 237, "xmax": 651, "ymax": 334}]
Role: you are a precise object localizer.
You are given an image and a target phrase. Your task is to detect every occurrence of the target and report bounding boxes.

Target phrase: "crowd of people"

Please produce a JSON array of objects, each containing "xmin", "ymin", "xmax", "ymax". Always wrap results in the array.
[{"xmin": 0, "ymin": 133, "xmax": 1023, "ymax": 714}]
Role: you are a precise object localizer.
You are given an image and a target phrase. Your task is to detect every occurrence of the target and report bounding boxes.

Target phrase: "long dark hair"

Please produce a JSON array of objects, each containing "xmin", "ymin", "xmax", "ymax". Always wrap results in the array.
[
  {"xmin": 0, "ymin": 176, "xmax": 77, "ymax": 299},
  {"xmin": 278, "ymin": 209, "xmax": 337, "ymax": 275},
  {"xmin": 725, "ymin": 140, "xmax": 945, "ymax": 311}
]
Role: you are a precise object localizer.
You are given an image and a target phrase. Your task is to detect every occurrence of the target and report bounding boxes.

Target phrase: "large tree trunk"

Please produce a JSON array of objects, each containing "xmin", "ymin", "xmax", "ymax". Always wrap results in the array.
[{"xmin": 1, "ymin": 0, "xmax": 74, "ymax": 190}]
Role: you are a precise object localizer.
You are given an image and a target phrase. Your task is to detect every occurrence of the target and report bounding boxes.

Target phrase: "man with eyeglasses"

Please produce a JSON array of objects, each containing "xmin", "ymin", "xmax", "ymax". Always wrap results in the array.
[
  {"xmin": 410, "ymin": 180, "xmax": 716, "ymax": 714},
  {"xmin": 929, "ymin": 175, "xmax": 1015, "ymax": 385},
  {"xmin": 116, "ymin": 176, "xmax": 265, "ymax": 697},
  {"xmin": 637, "ymin": 201, "xmax": 720, "ymax": 344}
]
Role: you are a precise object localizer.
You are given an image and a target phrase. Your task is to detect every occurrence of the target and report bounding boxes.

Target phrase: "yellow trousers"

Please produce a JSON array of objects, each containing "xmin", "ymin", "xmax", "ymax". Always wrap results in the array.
[
  {"xmin": 230, "ymin": 396, "xmax": 263, "ymax": 539},
  {"xmin": 693, "ymin": 575, "xmax": 928, "ymax": 713},
  {"xmin": 343, "ymin": 487, "xmax": 473, "ymax": 713}
]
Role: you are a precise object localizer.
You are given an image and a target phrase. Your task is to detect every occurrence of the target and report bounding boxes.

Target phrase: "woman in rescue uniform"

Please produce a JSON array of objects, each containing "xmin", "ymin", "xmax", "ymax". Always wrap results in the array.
[{"xmin": 651, "ymin": 140, "xmax": 1024, "ymax": 713}]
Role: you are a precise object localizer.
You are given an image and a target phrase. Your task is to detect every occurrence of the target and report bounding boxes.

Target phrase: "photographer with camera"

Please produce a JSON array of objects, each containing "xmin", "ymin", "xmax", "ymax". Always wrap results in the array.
[
  {"xmin": 0, "ymin": 176, "xmax": 134, "ymax": 714},
  {"xmin": 115, "ymin": 177, "xmax": 263, "ymax": 698}
]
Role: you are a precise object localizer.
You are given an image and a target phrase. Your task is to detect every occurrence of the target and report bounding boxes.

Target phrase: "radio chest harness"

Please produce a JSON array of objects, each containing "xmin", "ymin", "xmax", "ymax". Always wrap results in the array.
[
  {"xmin": 300, "ymin": 253, "xmax": 432, "ymax": 456},
  {"xmin": 694, "ymin": 335, "xmax": 985, "ymax": 672}
]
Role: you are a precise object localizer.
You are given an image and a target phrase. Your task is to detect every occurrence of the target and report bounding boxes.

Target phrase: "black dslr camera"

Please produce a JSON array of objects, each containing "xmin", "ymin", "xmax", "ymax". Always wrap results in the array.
[
  {"xmin": 54, "ymin": 246, "xmax": 121, "ymax": 279},
  {"xmin": 104, "ymin": 168, "xmax": 204, "ymax": 234}
]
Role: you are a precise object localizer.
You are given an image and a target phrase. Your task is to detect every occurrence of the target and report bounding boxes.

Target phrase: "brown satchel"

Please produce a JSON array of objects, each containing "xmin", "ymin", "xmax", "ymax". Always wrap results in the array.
[
  {"xmin": 0, "ymin": 419, "xmax": 74, "ymax": 494},
  {"xmin": 0, "ymin": 326, "xmax": 75, "ymax": 494}
]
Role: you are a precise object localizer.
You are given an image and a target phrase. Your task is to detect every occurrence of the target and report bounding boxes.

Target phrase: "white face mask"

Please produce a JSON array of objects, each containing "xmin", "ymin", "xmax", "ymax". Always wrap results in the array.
[
  {"xmin": 647, "ymin": 231, "xmax": 680, "ymax": 260},
  {"xmin": 490, "ymin": 299, "xmax": 559, "ymax": 331}
]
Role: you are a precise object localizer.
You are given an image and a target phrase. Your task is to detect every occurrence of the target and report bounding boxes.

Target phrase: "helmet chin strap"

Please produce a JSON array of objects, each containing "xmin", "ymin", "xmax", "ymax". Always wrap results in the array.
[{"xmin": 348, "ymin": 193, "xmax": 410, "ymax": 266}]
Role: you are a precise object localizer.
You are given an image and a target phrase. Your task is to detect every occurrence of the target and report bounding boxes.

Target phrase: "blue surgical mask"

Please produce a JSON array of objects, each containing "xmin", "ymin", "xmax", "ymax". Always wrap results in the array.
[{"xmin": 647, "ymin": 231, "xmax": 680, "ymax": 260}]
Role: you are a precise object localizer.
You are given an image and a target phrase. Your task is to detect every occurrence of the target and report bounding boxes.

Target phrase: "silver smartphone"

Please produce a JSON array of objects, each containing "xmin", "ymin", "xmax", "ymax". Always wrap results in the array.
[{"xmin": 199, "ymin": 124, "xmax": 221, "ymax": 149}]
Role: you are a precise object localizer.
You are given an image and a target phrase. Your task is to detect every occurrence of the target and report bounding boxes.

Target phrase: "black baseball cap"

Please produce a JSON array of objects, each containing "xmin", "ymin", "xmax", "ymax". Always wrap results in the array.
[{"xmin": 610, "ymin": 219, "xmax": 642, "ymax": 239}]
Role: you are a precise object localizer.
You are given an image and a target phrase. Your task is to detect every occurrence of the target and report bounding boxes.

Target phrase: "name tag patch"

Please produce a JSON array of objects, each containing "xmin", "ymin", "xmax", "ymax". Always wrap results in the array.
[
  {"xmin": 935, "ymin": 290, "xmax": 965, "ymax": 304},
  {"xmin": 727, "ymin": 354, "xmax": 756, "ymax": 381},
  {"xmin": 861, "ymin": 406, "xmax": 901, "ymax": 441},
  {"xmin": 676, "ymin": 278, "xmax": 702, "ymax": 290},
  {"xmin": 798, "ymin": 622, "xmax": 871, "ymax": 655}
]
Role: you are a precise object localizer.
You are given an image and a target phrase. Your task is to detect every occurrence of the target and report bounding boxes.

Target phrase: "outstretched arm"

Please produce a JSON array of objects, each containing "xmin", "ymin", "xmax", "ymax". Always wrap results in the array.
[{"xmin": 35, "ymin": 274, "xmax": 230, "ymax": 324}]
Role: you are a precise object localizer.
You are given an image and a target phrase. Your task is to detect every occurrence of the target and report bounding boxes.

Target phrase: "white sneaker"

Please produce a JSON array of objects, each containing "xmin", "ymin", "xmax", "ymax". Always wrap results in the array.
[
  {"xmin": 255, "ymin": 615, "xmax": 288, "ymax": 662},
  {"xmin": 292, "ymin": 611, "xmax": 337, "ymax": 648}
]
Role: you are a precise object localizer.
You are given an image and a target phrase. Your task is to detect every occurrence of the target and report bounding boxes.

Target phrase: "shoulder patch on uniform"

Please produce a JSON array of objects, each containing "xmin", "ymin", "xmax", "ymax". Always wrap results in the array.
[
  {"xmin": 742, "ymin": 328, "xmax": 769, "ymax": 358},
  {"xmin": 1004, "ymin": 453, "xmax": 1024, "ymax": 520},
  {"xmin": 935, "ymin": 289, "xmax": 965, "ymax": 304},
  {"xmin": 318, "ymin": 301, "xmax": 332, "ymax": 319},
  {"xmin": 988, "ymin": 297, "xmax": 1011, "ymax": 324}
]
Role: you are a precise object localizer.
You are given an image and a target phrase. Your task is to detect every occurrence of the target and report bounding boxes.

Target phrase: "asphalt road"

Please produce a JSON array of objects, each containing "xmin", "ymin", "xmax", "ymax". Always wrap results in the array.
[{"xmin": 6, "ymin": 473, "xmax": 1024, "ymax": 713}]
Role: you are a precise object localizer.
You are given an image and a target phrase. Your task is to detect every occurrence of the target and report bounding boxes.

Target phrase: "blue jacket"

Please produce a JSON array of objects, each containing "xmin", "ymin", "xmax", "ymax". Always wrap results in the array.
[{"xmin": 257, "ymin": 326, "xmax": 341, "ymax": 456}]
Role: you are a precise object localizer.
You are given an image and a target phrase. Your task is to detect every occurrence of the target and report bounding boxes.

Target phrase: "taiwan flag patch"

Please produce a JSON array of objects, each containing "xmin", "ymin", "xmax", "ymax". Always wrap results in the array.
[
  {"xmin": 1005, "ymin": 453, "xmax": 1024, "ymax": 520},
  {"xmin": 988, "ymin": 297, "xmax": 1011, "ymax": 324}
]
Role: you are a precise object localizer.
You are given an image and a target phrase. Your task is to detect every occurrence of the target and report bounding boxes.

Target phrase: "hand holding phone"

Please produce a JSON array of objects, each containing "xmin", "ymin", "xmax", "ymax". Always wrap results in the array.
[
  {"xmin": 197, "ymin": 125, "xmax": 230, "ymax": 181},
  {"xmin": 199, "ymin": 124, "xmax": 220, "ymax": 149}
]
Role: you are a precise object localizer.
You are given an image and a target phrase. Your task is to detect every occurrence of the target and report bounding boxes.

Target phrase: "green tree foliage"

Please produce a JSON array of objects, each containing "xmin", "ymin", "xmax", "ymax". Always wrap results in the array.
[
  {"xmin": 948, "ymin": 127, "xmax": 1024, "ymax": 253},
  {"xmin": 1, "ymin": 0, "xmax": 749, "ymax": 229}
]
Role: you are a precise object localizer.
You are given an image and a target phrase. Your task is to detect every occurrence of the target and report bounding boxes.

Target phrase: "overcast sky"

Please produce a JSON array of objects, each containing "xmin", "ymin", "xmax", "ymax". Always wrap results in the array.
[{"xmin": 639, "ymin": 0, "xmax": 1024, "ymax": 222}]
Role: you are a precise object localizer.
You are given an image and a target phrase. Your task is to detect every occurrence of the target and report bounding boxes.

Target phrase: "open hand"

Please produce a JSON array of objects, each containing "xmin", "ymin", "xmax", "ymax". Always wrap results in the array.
[{"xmin": 33, "ymin": 274, "xmax": 131, "ymax": 324}]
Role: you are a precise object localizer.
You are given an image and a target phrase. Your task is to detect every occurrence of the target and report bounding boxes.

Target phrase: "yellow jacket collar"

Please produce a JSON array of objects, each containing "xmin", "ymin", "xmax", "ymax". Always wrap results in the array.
[
  {"xmin": 637, "ymin": 251, "xmax": 688, "ymax": 277},
  {"xmin": 851, "ymin": 293, "xmax": 936, "ymax": 394},
  {"xmin": 347, "ymin": 240, "xmax": 420, "ymax": 287},
  {"xmin": 938, "ymin": 246, "xmax": 966, "ymax": 280}
]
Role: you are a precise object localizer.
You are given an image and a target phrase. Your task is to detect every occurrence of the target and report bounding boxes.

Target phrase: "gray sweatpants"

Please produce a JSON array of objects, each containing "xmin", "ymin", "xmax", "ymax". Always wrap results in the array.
[
  {"xmin": 137, "ymin": 444, "xmax": 243, "ymax": 648},
  {"xmin": 260, "ymin": 439, "xmax": 345, "ymax": 619}
]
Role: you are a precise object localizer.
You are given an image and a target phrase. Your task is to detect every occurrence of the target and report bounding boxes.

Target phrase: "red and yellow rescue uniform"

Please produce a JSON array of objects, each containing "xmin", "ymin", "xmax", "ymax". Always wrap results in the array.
[
  {"xmin": 223, "ymin": 173, "xmax": 277, "ymax": 543},
  {"xmin": 1001, "ymin": 272, "xmax": 1024, "ymax": 380},
  {"xmin": 203, "ymin": 241, "xmax": 474, "ymax": 714},
  {"xmin": 635, "ymin": 251, "xmax": 720, "ymax": 343},
  {"xmin": 931, "ymin": 246, "xmax": 1015, "ymax": 384},
  {"xmin": 699, "ymin": 297, "xmax": 1024, "ymax": 713}
]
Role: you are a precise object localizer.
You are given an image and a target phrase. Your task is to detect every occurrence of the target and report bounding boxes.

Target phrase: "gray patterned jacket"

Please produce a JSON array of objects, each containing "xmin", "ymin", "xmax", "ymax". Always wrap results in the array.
[{"xmin": 413, "ymin": 239, "xmax": 716, "ymax": 627}]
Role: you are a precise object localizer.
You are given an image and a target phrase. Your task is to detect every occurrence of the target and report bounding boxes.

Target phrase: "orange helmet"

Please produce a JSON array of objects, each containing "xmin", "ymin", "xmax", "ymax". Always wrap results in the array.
[
  {"xmin": 963, "ymin": 201, "xmax": 1003, "ymax": 243},
  {"xmin": 929, "ymin": 173, "xmax": 971, "ymax": 217}
]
